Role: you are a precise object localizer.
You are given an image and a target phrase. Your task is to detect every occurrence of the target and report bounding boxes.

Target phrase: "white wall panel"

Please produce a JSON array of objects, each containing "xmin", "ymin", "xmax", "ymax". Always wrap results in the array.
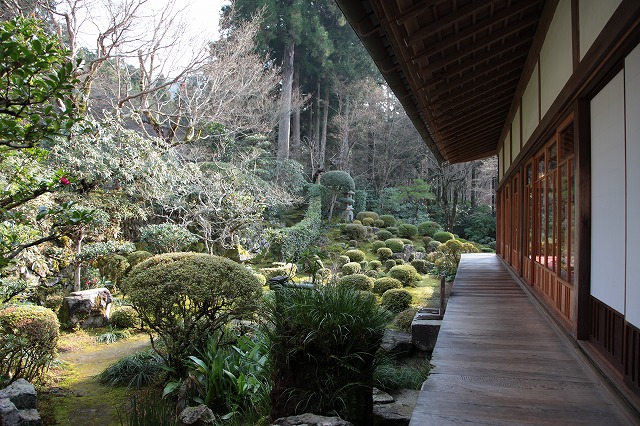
[
  {"xmin": 512, "ymin": 108, "xmax": 521, "ymax": 160},
  {"xmin": 522, "ymin": 64, "xmax": 539, "ymax": 144},
  {"xmin": 498, "ymin": 146, "xmax": 504, "ymax": 181},
  {"xmin": 579, "ymin": 0, "xmax": 621, "ymax": 60},
  {"xmin": 540, "ymin": 0, "xmax": 572, "ymax": 116},
  {"xmin": 505, "ymin": 130, "xmax": 511, "ymax": 170},
  {"xmin": 626, "ymin": 46, "xmax": 640, "ymax": 327},
  {"xmin": 590, "ymin": 71, "xmax": 625, "ymax": 313}
]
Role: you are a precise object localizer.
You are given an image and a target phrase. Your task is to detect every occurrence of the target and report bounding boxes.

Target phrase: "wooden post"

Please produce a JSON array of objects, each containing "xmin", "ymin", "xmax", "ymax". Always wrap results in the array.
[{"xmin": 440, "ymin": 275, "xmax": 446, "ymax": 315}]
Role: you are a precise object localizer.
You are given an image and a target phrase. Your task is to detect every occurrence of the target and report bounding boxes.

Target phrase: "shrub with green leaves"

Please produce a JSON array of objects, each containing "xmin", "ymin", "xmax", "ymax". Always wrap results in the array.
[
  {"xmin": 428, "ymin": 240, "xmax": 442, "ymax": 252},
  {"xmin": 344, "ymin": 249, "xmax": 366, "ymax": 262},
  {"xmin": 376, "ymin": 247, "xmax": 393, "ymax": 261},
  {"xmin": 369, "ymin": 260, "xmax": 382, "ymax": 270},
  {"xmin": 433, "ymin": 231, "xmax": 455, "ymax": 243},
  {"xmin": 126, "ymin": 253, "xmax": 262, "ymax": 375},
  {"xmin": 96, "ymin": 254, "xmax": 130, "ymax": 287},
  {"xmin": 140, "ymin": 223, "xmax": 199, "ymax": 253},
  {"xmin": 381, "ymin": 289, "xmax": 413, "ymax": 313},
  {"xmin": 373, "ymin": 219, "xmax": 385, "ymax": 227},
  {"xmin": 373, "ymin": 277, "xmax": 403, "ymax": 295},
  {"xmin": 376, "ymin": 230, "xmax": 393, "ymax": 240},
  {"xmin": 384, "ymin": 238, "xmax": 405, "ymax": 253},
  {"xmin": 362, "ymin": 217, "xmax": 375, "ymax": 226},
  {"xmin": 371, "ymin": 241, "xmax": 386, "ymax": 252},
  {"xmin": 266, "ymin": 284, "xmax": 391, "ymax": 424},
  {"xmin": 384, "ymin": 259, "xmax": 397, "ymax": 270},
  {"xmin": 336, "ymin": 255, "xmax": 351, "ymax": 267},
  {"xmin": 338, "ymin": 274, "xmax": 374, "ymax": 291},
  {"xmin": 387, "ymin": 227, "xmax": 398, "ymax": 235},
  {"xmin": 429, "ymin": 239, "xmax": 480, "ymax": 277},
  {"xmin": 0, "ymin": 305, "xmax": 59, "ymax": 385},
  {"xmin": 341, "ymin": 262, "xmax": 362, "ymax": 275},
  {"xmin": 259, "ymin": 263, "xmax": 297, "ymax": 279},
  {"xmin": 109, "ymin": 306, "xmax": 141, "ymax": 329},
  {"xmin": 393, "ymin": 308, "xmax": 418, "ymax": 332},
  {"xmin": 389, "ymin": 264, "xmax": 421, "ymax": 287},
  {"xmin": 355, "ymin": 211, "xmax": 379, "ymax": 222},
  {"xmin": 411, "ymin": 259, "xmax": 428, "ymax": 274},
  {"xmin": 397, "ymin": 224, "xmax": 418, "ymax": 238},
  {"xmin": 99, "ymin": 349, "xmax": 164, "ymax": 388},
  {"xmin": 343, "ymin": 223, "xmax": 367, "ymax": 240},
  {"xmin": 379, "ymin": 215, "xmax": 396, "ymax": 228},
  {"xmin": 395, "ymin": 259, "xmax": 405, "ymax": 265},
  {"xmin": 365, "ymin": 270, "xmax": 379, "ymax": 279},
  {"xmin": 126, "ymin": 251, "xmax": 153, "ymax": 269},
  {"xmin": 418, "ymin": 221, "xmax": 441, "ymax": 237}
]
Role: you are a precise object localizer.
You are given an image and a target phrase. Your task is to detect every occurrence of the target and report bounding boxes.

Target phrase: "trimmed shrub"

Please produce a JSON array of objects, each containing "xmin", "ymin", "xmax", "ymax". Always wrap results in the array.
[
  {"xmin": 355, "ymin": 211, "xmax": 379, "ymax": 222},
  {"xmin": 345, "ymin": 249, "xmax": 366, "ymax": 263},
  {"xmin": 96, "ymin": 254, "xmax": 130, "ymax": 287},
  {"xmin": 387, "ymin": 227, "xmax": 398, "ymax": 235},
  {"xmin": 352, "ymin": 220, "xmax": 362, "ymax": 225},
  {"xmin": 344, "ymin": 223, "xmax": 367, "ymax": 240},
  {"xmin": 383, "ymin": 259, "xmax": 397, "ymax": 270},
  {"xmin": 260, "ymin": 263, "xmax": 298, "ymax": 279},
  {"xmin": 362, "ymin": 217, "xmax": 375, "ymax": 226},
  {"xmin": 365, "ymin": 270, "xmax": 379, "ymax": 278},
  {"xmin": 126, "ymin": 252, "xmax": 262, "ymax": 375},
  {"xmin": 429, "ymin": 239, "xmax": 480, "ymax": 277},
  {"xmin": 384, "ymin": 238, "xmax": 405, "ymax": 253},
  {"xmin": 341, "ymin": 262, "xmax": 362, "ymax": 275},
  {"xmin": 0, "ymin": 305, "xmax": 59, "ymax": 385},
  {"xmin": 337, "ymin": 255, "xmax": 351, "ymax": 267},
  {"xmin": 417, "ymin": 221, "xmax": 441, "ymax": 237},
  {"xmin": 411, "ymin": 259, "xmax": 429, "ymax": 274},
  {"xmin": 360, "ymin": 261, "xmax": 368, "ymax": 271},
  {"xmin": 371, "ymin": 241, "xmax": 386, "ymax": 251},
  {"xmin": 397, "ymin": 224, "xmax": 418, "ymax": 238},
  {"xmin": 338, "ymin": 274, "xmax": 375, "ymax": 292},
  {"xmin": 373, "ymin": 277, "xmax": 403, "ymax": 295},
  {"xmin": 369, "ymin": 260, "xmax": 382, "ymax": 270},
  {"xmin": 395, "ymin": 259, "xmax": 405, "ymax": 265},
  {"xmin": 349, "ymin": 239, "xmax": 358, "ymax": 248},
  {"xmin": 315, "ymin": 268, "xmax": 333, "ymax": 283},
  {"xmin": 376, "ymin": 247, "xmax": 393, "ymax": 261},
  {"xmin": 428, "ymin": 240, "xmax": 442, "ymax": 252},
  {"xmin": 381, "ymin": 289, "xmax": 413, "ymax": 313},
  {"xmin": 433, "ymin": 231, "xmax": 455, "ymax": 243},
  {"xmin": 379, "ymin": 215, "xmax": 396, "ymax": 228},
  {"xmin": 393, "ymin": 308, "xmax": 418, "ymax": 332},
  {"xmin": 389, "ymin": 265, "xmax": 421, "ymax": 287},
  {"xmin": 109, "ymin": 306, "xmax": 141, "ymax": 329},
  {"xmin": 376, "ymin": 230, "xmax": 393, "ymax": 241},
  {"xmin": 140, "ymin": 223, "xmax": 199, "ymax": 253},
  {"xmin": 373, "ymin": 219, "xmax": 385, "ymax": 227},
  {"xmin": 401, "ymin": 238, "xmax": 413, "ymax": 245},
  {"xmin": 126, "ymin": 251, "xmax": 153, "ymax": 269},
  {"xmin": 254, "ymin": 273, "xmax": 267, "ymax": 286},
  {"xmin": 422, "ymin": 236, "xmax": 433, "ymax": 245}
]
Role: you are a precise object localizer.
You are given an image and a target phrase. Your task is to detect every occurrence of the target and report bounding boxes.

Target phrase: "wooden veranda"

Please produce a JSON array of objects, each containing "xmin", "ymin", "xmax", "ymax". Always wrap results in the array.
[{"xmin": 409, "ymin": 253, "xmax": 637, "ymax": 425}]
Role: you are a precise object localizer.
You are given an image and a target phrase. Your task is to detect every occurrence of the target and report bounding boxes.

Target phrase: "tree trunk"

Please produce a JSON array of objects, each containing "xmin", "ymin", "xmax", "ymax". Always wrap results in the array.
[
  {"xmin": 338, "ymin": 93, "xmax": 350, "ymax": 171},
  {"xmin": 291, "ymin": 66, "xmax": 301, "ymax": 161},
  {"xmin": 319, "ymin": 85, "xmax": 329, "ymax": 170},
  {"xmin": 277, "ymin": 40, "xmax": 295, "ymax": 162},
  {"xmin": 73, "ymin": 232, "xmax": 85, "ymax": 292}
]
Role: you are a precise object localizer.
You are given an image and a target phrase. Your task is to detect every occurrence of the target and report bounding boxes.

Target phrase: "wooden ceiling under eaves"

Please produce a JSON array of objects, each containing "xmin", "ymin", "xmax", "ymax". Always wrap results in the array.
[{"xmin": 336, "ymin": 0, "xmax": 545, "ymax": 164}]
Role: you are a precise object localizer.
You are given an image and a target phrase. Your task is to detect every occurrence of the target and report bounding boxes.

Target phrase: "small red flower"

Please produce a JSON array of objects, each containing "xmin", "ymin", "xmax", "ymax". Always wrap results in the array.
[{"xmin": 59, "ymin": 177, "xmax": 70, "ymax": 185}]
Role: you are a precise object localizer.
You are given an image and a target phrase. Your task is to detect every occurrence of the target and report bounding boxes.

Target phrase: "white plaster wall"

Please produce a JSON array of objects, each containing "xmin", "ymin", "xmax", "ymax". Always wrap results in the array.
[
  {"xmin": 540, "ymin": 0, "xmax": 573, "ymax": 116},
  {"xmin": 505, "ymin": 130, "xmax": 511, "ymax": 169},
  {"xmin": 522, "ymin": 64, "xmax": 539, "ymax": 144},
  {"xmin": 579, "ymin": 0, "xmax": 621, "ymax": 60},
  {"xmin": 498, "ymin": 146, "xmax": 504, "ymax": 181},
  {"xmin": 625, "ymin": 45, "xmax": 640, "ymax": 327},
  {"xmin": 512, "ymin": 107, "xmax": 521, "ymax": 154},
  {"xmin": 590, "ymin": 71, "xmax": 625, "ymax": 313}
]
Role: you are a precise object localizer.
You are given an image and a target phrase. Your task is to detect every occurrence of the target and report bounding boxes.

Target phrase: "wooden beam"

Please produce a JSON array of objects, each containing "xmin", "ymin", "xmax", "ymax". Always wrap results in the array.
[{"xmin": 427, "ymin": 61, "xmax": 526, "ymax": 98}]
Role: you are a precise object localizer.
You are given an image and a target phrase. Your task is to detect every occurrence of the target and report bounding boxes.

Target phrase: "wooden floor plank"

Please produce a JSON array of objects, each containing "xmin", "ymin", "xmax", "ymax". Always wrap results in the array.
[{"xmin": 409, "ymin": 253, "xmax": 634, "ymax": 425}]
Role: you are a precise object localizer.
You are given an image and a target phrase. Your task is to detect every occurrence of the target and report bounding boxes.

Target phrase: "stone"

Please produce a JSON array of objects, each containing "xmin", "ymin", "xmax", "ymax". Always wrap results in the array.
[
  {"xmin": 380, "ymin": 329, "xmax": 413, "ymax": 358},
  {"xmin": 0, "ymin": 379, "xmax": 37, "ymax": 409},
  {"xmin": 271, "ymin": 413, "xmax": 354, "ymax": 426},
  {"xmin": 411, "ymin": 316, "xmax": 442, "ymax": 352},
  {"xmin": 18, "ymin": 408, "xmax": 42, "ymax": 425},
  {"xmin": 373, "ymin": 387, "xmax": 395, "ymax": 404},
  {"xmin": 373, "ymin": 389, "xmax": 419, "ymax": 426},
  {"xmin": 59, "ymin": 287, "xmax": 113, "ymax": 328},
  {"xmin": 0, "ymin": 398, "xmax": 20, "ymax": 426},
  {"xmin": 178, "ymin": 405, "xmax": 214, "ymax": 425}
]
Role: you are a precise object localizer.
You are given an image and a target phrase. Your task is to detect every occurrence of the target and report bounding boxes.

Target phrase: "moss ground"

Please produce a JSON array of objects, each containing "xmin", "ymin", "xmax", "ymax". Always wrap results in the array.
[{"xmin": 38, "ymin": 330, "xmax": 151, "ymax": 425}]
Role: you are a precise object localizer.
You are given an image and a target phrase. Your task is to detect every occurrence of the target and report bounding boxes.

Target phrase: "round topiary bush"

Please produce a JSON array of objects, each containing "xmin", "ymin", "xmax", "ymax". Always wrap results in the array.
[
  {"xmin": 417, "ymin": 221, "xmax": 441, "ymax": 237},
  {"xmin": 387, "ymin": 227, "xmax": 398, "ymax": 235},
  {"xmin": 373, "ymin": 277, "xmax": 403, "ymax": 295},
  {"xmin": 389, "ymin": 264, "xmax": 421, "ymax": 287},
  {"xmin": 428, "ymin": 240, "xmax": 442, "ymax": 252},
  {"xmin": 126, "ymin": 250, "xmax": 153, "ymax": 269},
  {"xmin": 411, "ymin": 259, "xmax": 429, "ymax": 274},
  {"xmin": 381, "ymin": 289, "xmax": 413, "ymax": 313},
  {"xmin": 433, "ymin": 231, "xmax": 455, "ymax": 243},
  {"xmin": 345, "ymin": 249, "xmax": 366, "ymax": 262},
  {"xmin": 338, "ymin": 274, "xmax": 375, "ymax": 291},
  {"xmin": 376, "ymin": 230, "xmax": 393, "ymax": 241},
  {"xmin": 365, "ymin": 269, "xmax": 379, "ymax": 278},
  {"xmin": 96, "ymin": 254, "xmax": 130, "ymax": 287},
  {"xmin": 369, "ymin": 260, "xmax": 382, "ymax": 270},
  {"xmin": 0, "ymin": 305, "xmax": 59, "ymax": 384},
  {"xmin": 384, "ymin": 238, "xmax": 405, "ymax": 253},
  {"xmin": 341, "ymin": 262, "xmax": 362, "ymax": 275},
  {"xmin": 379, "ymin": 215, "xmax": 396, "ymax": 228},
  {"xmin": 401, "ymin": 238, "xmax": 413, "ymax": 245},
  {"xmin": 422, "ymin": 236, "xmax": 433, "ymax": 245},
  {"xmin": 397, "ymin": 223, "xmax": 418, "ymax": 238},
  {"xmin": 140, "ymin": 223, "xmax": 199, "ymax": 253},
  {"xmin": 376, "ymin": 247, "xmax": 393, "ymax": 261},
  {"xmin": 109, "ymin": 306, "xmax": 141, "ymax": 329},
  {"xmin": 355, "ymin": 211, "xmax": 379, "ymax": 222},
  {"xmin": 393, "ymin": 308, "xmax": 418, "ymax": 332},
  {"xmin": 315, "ymin": 267, "xmax": 333, "ymax": 283},
  {"xmin": 344, "ymin": 223, "xmax": 367, "ymax": 240},
  {"xmin": 371, "ymin": 241, "xmax": 386, "ymax": 251},
  {"xmin": 253, "ymin": 273, "xmax": 267, "ymax": 286},
  {"xmin": 349, "ymin": 240, "xmax": 358, "ymax": 248},
  {"xmin": 395, "ymin": 259, "xmax": 405, "ymax": 265},
  {"xmin": 337, "ymin": 255, "xmax": 351, "ymax": 267},
  {"xmin": 384, "ymin": 259, "xmax": 397, "ymax": 270},
  {"xmin": 373, "ymin": 219, "xmax": 385, "ymax": 228},
  {"xmin": 126, "ymin": 252, "xmax": 262, "ymax": 374},
  {"xmin": 362, "ymin": 217, "xmax": 375, "ymax": 226}
]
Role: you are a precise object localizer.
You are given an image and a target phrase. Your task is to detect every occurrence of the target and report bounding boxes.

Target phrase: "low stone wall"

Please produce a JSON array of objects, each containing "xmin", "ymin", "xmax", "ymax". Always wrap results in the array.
[{"xmin": 0, "ymin": 379, "xmax": 42, "ymax": 425}]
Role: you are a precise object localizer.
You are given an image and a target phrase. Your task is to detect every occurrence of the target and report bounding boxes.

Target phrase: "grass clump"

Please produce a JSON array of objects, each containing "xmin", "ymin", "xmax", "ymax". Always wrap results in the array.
[{"xmin": 98, "ymin": 349, "xmax": 165, "ymax": 388}]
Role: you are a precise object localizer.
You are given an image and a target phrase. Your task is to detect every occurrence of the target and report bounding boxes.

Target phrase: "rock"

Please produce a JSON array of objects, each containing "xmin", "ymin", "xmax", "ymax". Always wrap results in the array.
[
  {"xmin": 17, "ymin": 408, "xmax": 42, "ymax": 425},
  {"xmin": 411, "ymin": 314, "xmax": 442, "ymax": 352},
  {"xmin": 271, "ymin": 413, "xmax": 354, "ymax": 426},
  {"xmin": 373, "ymin": 388, "xmax": 395, "ymax": 404},
  {"xmin": 178, "ymin": 405, "xmax": 214, "ymax": 425},
  {"xmin": 0, "ymin": 398, "xmax": 20, "ymax": 426},
  {"xmin": 373, "ymin": 389, "xmax": 419, "ymax": 426},
  {"xmin": 380, "ymin": 329, "xmax": 413, "ymax": 358},
  {"xmin": 0, "ymin": 379, "xmax": 37, "ymax": 409},
  {"xmin": 59, "ymin": 287, "xmax": 113, "ymax": 328}
]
